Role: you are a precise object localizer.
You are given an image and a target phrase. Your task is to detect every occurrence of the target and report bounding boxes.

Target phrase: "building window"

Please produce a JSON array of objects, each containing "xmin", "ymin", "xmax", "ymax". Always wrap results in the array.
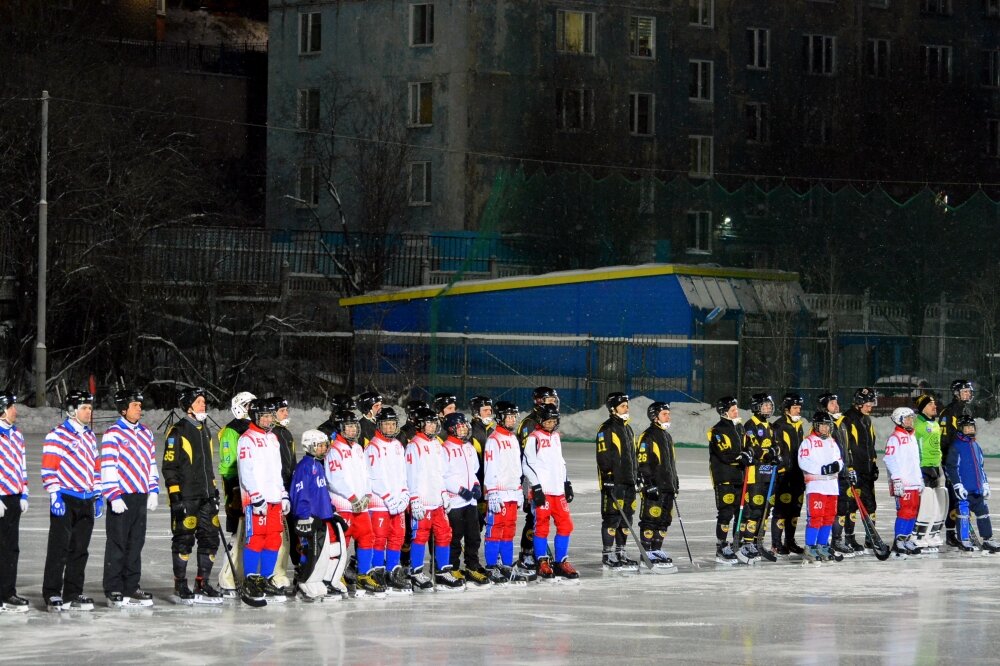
[
  {"xmin": 989, "ymin": 119, "xmax": 1000, "ymax": 157},
  {"xmin": 410, "ymin": 4, "xmax": 434, "ymax": 46},
  {"xmin": 745, "ymin": 103, "xmax": 769, "ymax": 143},
  {"xmin": 923, "ymin": 45, "xmax": 953, "ymax": 82},
  {"xmin": 555, "ymin": 88, "xmax": 594, "ymax": 131},
  {"xmin": 689, "ymin": 0, "xmax": 713, "ymax": 28},
  {"xmin": 747, "ymin": 28, "xmax": 769, "ymax": 70},
  {"xmin": 804, "ymin": 108, "xmax": 833, "ymax": 146},
  {"xmin": 629, "ymin": 93, "xmax": 655, "ymax": 136},
  {"xmin": 409, "ymin": 161, "xmax": 432, "ymax": 205},
  {"xmin": 156, "ymin": 0, "xmax": 166, "ymax": 16},
  {"xmin": 628, "ymin": 16, "xmax": 655, "ymax": 58},
  {"xmin": 803, "ymin": 35, "xmax": 836, "ymax": 75},
  {"xmin": 922, "ymin": 0, "xmax": 952, "ymax": 14},
  {"xmin": 299, "ymin": 12, "xmax": 321, "ymax": 55},
  {"xmin": 689, "ymin": 135, "xmax": 713, "ymax": 177},
  {"xmin": 686, "ymin": 211, "xmax": 712, "ymax": 253},
  {"xmin": 556, "ymin": 10, "xmax": 595, "ymax": 55},
  {"xmin": 989, "ymin": 0, "xmax": 1000, "ymax": 17},
  {"xmin": 866, "ymin": 38, "xmax": 890, "ymax": 78},
  {"xmin": 983, "ymin": 50, "xmax": 1000, "ymax": 87},
  {"xmin": 408, "ymin": 82, "xmax": 433, "ymax": 126},
  {"xmin": 297, "ymin": 89, "xmax": 320, "ymax": 131},
  {"xmin": 689, "ymin": 60, "xmax": 713, "ymax": 102},
  {"xmin": 296, "ymin": 164, "xmax": 319, "ymax": 207}
]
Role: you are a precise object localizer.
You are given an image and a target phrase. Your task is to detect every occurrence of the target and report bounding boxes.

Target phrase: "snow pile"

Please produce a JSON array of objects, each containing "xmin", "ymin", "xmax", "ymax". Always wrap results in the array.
[{"xmin": 165, "ymin": 7, "xmax": 267, "ymax": 46}]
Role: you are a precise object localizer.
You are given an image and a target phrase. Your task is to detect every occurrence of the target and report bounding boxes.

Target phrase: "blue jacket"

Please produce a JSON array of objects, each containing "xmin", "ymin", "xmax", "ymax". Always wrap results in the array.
[
  {"xmin": 290, "ymin": 456, "xmax": 334, "ymax": 521},
  {"xmin": 944, "ymin": 433, "xmax": 988, "ymax": 493}
]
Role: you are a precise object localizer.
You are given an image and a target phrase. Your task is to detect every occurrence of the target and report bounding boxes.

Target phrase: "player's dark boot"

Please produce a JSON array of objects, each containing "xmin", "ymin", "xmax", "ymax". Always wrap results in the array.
[
  {"xmin": 127, "ymin": 589, "xmax": 154, "ymax": 607},
  {"xmin": 173, "ymin": 578, "xmax": 195, "ymax": 603},
  {"xmin": 536, "ymin": 557, "xmax": 555, "ymax": 580},
  {"xmin": 434, "ymin": 566, "xmax": 466, "ymax": 591},
  {"xmin": 1, "ymin": 595, "xmax": 29, "ymax": 613},
  {"xmin": 463, "ymin": 567, "xmax": 491, "ymax": 587},
  {"xmin": 68, "ymin": 594, "xmax": 94, "ymax": 611},
  {"xmin": 46, "ymin": 595, "xmax": 65, "ymax": 613},
  {"xmin": 484, "ymin": 565, "xmax": 509, "ymax": 585},
  {"xmin": 409, "ymin": 566, "xmax": 434, "ymax": 591},
  {"xmin": 243, "ymin": 575, "xmax": 267, "ymax": 603},
  {"xmin": 602, "ymin": 550, "xmax": 622, "ymax": 570},
  {"xmin": 616, "ymin": 548, "xmax": 639, "ymax": 570},
  {"xmin": 106, "ymin": 592, "xmax": 125, "ymax": 608},
  {"xmin": 982, "ymin": 539, "xmax": 1000, "ymax": 554},
  {"xmin": 194, "ymin": 577, "xmax": 225, "ymax": 604},
  {"xmin": 845, "ymin": 533, "xmax": 866, "ymax": 554},
  {"xmin": 946, "ymin": 530, "xmax": 962, "ymax": 548},
  {"xmin": 716, "ymin": 541, "xmax": 738, "ymax": 564},
  {"xmin": 356, "ymin": 570, "xmax": 387, "ymax": 597},
  {"xmin": 388, "ymin": 565, "xmax": 413, "ymax": 594},
  {"xmin": 553, "ymin": 559, "xmax": 579, "ymax": 580}
]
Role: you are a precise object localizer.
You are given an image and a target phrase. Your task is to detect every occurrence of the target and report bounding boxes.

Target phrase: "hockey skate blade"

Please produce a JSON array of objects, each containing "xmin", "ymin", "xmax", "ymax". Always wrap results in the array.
[
  {"xmin": 714, "ymin": 557, "xmax": 739, "ymax": 566},
  {"xmin": 432, "ymin": 585, "xmax": 466, "ymax": 593},
  {"xmin": 553, "ymin": 577, "xmax": 581, "ymax": 585},
  {"xmin": 169, "ymin": 595, "xmax": 196, "ymax": 606},
  {"xmin": 1, "ymin": 604, "xmax": 29, "ymax": 614},
  {"xmin": 387, "ymin": 588, "xmax": 414, "ymax": 596},
  {"xmin": 192, "ymin": 595, "xmax": 224, "ymax": 606},
  {"xmin": 649, "ymin": 563, "xmax": 678, "ymax": 574}
]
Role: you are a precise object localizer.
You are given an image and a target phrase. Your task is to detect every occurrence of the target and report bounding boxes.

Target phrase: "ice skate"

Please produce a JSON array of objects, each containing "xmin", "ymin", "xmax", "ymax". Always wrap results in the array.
[
  {"xmin": 648, "ymin": 550, "xmax": 678, "ymax": 573},
  {"xmin": 106, "ymin": 592, "xmax": 126, "ymax": 609},
  {"xmin": 772, "ymin": 544, "xmax": 790, "ymax": 558},
  {"xmin": 831, "ymin": 538, "xmax": 855, "ymax": 559},
  {"xmin": 242, "ymin": 575, "xmax": 267, "ymax": 605},
  {"xmin": 956, "ymin": 539, "xmax": 976, "ymax": 552},
  {"xmin": 981, "ymin": 538, "xmax": 1000, "ymax": 554},
  {"xmin": 715, "ymin": 542, "xmax": 738, "ymax": 565},
  {"xmin": 786, "ymin": 541, "xmax": 805, "ymax": 556},
  {"xmin": 846, "ymin": 534, "xmax": 866, "ymax": 555},
  {"xmin": 219, "ymin": 587, "xmax": 238, "ymax": 599},
  {"xmin": 553, "ymin": 559, "xmax": 580, "ymax": 583},
  {"xmin": 814, "ymin": 545, "xmax": 832, "ymax": 563},
  {"xmin": 1, "ymin": 595, "xmax": 29, "ymax": 614},
  {"xmin": 736, "ymin": 543, "xmax": 757, "ymax": 565},
  {"xmin": 193, "ymin": 577, "xmax": 225, "ymax": 605},
  {"xmin": 68, "ymin": 595, "xmax": 94, "ymax": 611},
  {"xmin": 891, "ymin": 536, "xmax": 909, "ymax": 560},
  {"xmin": 503, "ymin": 564, "xmax": 532, "ymax": 585},
  {"xmin": 463, "ymin": 567, "xmax": 491, "ymax": 588},
  {"xmin": 484, "ymin": 566, "xmax": 509, "ymax": 586},
  {"xmin": 434, "ymin": 566, "xmax": 466, "ymax": 591},
  {"xmin": 125, "ymin": 589, "xmax": 154, "ymax": 607},
  {"xmin": 171, "ymin": 579, "xmax": 196, "ymax": 606},
  {"xmin": 902, "ymin": 539, "xmax": 923, "ymax": 557},
  {"xmin": 46, "ymin": 595, "xmax": 65, "ymax": 613},
  {"xmin": 536, "ymin": 557, "xmax": 556, "ymax": 581},
  {"xmin": 356, "ymin": 569, "xmax": 387, "ymax": 598},
  {"xmin": 602, "ymin": 551, "xmax": 623, "ymax": 571},
  {"xmin": 410, "ymin": 566, "xmax": 434, "ymax": 591},
  {"xmin": 802, "ymin": 545, "xmax": 822, "ymax": 565},
  {"xmin": 387, "ymin": 565, "xmax": 413, "ymax": 595},
  {"xmin": 615, "ymin": 549, "xmax": 640, "ymax": 572}
]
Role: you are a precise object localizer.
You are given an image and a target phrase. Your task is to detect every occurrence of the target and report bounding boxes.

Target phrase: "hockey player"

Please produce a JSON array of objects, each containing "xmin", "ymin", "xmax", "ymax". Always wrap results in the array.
[
  {"xmin": 708, "ymin": 396, "xmax": 747, "ymax": 564},
  {"xmin": 738, "ymin": 393, "xmax": 781, "ymax": 563},
  {"xmin": 41, "ymin": 390, "xmax": 101, "ymax": 612},
  {"xmin": 405, "ymin": 408, "xmax": 463, "ymax": 591},
  {"xmin": 317, "ymin": 394, "xmax": 356, "ymax": 439},
  {"xmin": 238, "ymin": 397, "xmax": 291, "ymax": 603},
  {"xmin": 913, "ymin": 394, "xmax": 947, "ymax": 550},
  {"xmin": 841, "ymin": 388, "xmax": 879, "ymax": 554},
  {"xmin": 469, "ymin": 395, "xmax": 495, "ymax": 528},
  {"xmin": 522, "ymin": 404, "xmax": 578, "ymax": 580},
  {"xmin": 0, "ymin": 392, "xmax": 29, "ymax": 613},
  {"xmin": 770, "ymin": 393, "xmax": 807, "ymax": 556},
  {"xmin": 798, "ymin": 412, "xmax": 844, "ymax": 562},
  {"xmin": 945, "ymin": 416, "xmax": 999, "ymax": 553},
  {"xmin": 883, "ymin": 408, "xmax": 923, "ymax": 558},
  {"xmin": 326, "ymin": 410, "xmax": 383, "ymax": 597},
  {"xmin": 367, "ymin": 407, "xmax": 411, "ymax": 593},
  {"xmin": 271, "ymin": 396, "xmax": 296, "ymax": 593},
  {"xmin": 291, "ymin": 430, "xmax": 349, "ymax": 601},
  {"xmin": 516, "ymin": 387, "xmax": 559, "ymax": 570},
  {"xmin": 442, "ymin": 412, "xmax": 490, "ymax": 586},
  {"xmin": 483, "ymin": 401, "xmax": 531, "ymax": 583},
  {"xmin": 162, "ymin": 386, "xmax": 223, "ymax": 605},
  {"xmin": 597, "ymin": 392, "xmax": 639, "ymax": 570},
  {"xmin": 398, "ymin": 399, "xmax": 431, "ymax": 447},
  {"xmin": 817, "ymin": 392, "xmax": 856, "ymax": 557},
  {"xmin": 433, "ymin": 392, "xmax": 459, "ymax": 421},
  {"xmin": 636, "ymin": 401, "xmax": 678, "ymax": 570},
  {"xmin": 940, "ymin": 379, "xmax": 975, "ymax": 547},
  {"xmin": 216, "ymin": 390, "xmax": 253, "ymax": 597},
  {"xmin": 100, "ymin": 388, "xmax": 159, "ymax": 608},
  {"xmin": 357, "ymin": 391, "xmax": 384, "ymax": 449}
]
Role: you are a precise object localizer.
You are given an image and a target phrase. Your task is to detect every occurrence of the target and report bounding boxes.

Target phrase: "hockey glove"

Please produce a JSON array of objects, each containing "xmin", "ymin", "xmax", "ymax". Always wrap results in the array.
[
  {"xmin": 147, "ymin": 493, "xmax": 158, "ymax": 512},
  {"xmin": 564, "ymin": 480, "xmax": 574, "ymax": 503},
  {"xmin": 410, "ymin": 497, "xmax": 426, "ymax": 521},
  {"xmin": 487, "ymin": 491, "xmax": 503, "ymax": 514},
  {"xmin": 330, "ymin": 513, "xmax": 349, "ymax": 535},
  {"xmin": 50, "ymin": 492, "xmax": 66, "ymax": 517},
  {"xmin": 984, "ymin": 482, "xmax": 992, "ymax": 500},
  {"xmin": 766, "ymin": 447, "xmax": 782, "ymax": 464},
  {"xmin": 820, "ymin": 461, "xmax": 842, "ymax": 476},
  {"xmin": 94, "ymin": 497, "xmax": 105, "ymax": 518},
  {"xmin": 169, "ymin": 493, "xmax": 185, "ymax": 518},
  {"xmin": 442, "ymin": 492, "xmax": 452, "ymax": 512},
  {"xmin": 890, "ymin": 478, "xmax": 904, "ymax": 498},
  {"xmin": 458, "ymin": 487, "xmax": 475, "ymax": 502},
  {"xmin": 281, "ymin": 498, "xmax": 291, "ymax": 516},
  {"xmin": 531, "ymin": 484, "xmax": 546, "ymax": 508},
  {"xmin": 872, "ymin": 465, "xmax": 880, "ymax": 482},
  {"xmin": 211, "ymin": 487, "xmax": 221, "ymax": 511},
  {"xmin": 349, "ymin": 495, "xmax": 366, "ymax": 514},
  {"xmin": 737, "ymin": 450, "xmax": 753, "ymax": 468},
  {"xmin": 954, "ymin": 483, "xmax": 969, "ymax": 500},
  {"xmin": 251, "ymin": 498, "xmax": 267, "ymax": 516},
  {"xmin": 110, "ymin": 498, "xmax": 128, "ymax": 514},
  {"xmin": 848, "ymin": 469, "xmax": 858, "ymax": 485},
  {"xmin": 471, "ymin": 484, "xmax": 483, "ymax": 501},
  {"xmin": 19, "ymin": 495, "xmax": 28, "ymax": 513},
  {"xmin": 295, "ymin": 518, "xmax": 313, "ymax": 536},
  {"xmin": 644, "ymin": 485, "xmax": 661, "ymax": 502},
  {"xmin": 922, "ymin": 466, "xmax": 940, "ymax": 482},
  {"xmin": 613, "ymin": 483, "xmax": 632, "ymax": 502}
]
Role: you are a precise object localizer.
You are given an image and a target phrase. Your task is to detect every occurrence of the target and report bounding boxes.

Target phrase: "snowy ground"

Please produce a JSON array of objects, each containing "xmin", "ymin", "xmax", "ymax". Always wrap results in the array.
[{"xmin": 5, "ymin": 427, "xmax": 1000, "ymax": 664}]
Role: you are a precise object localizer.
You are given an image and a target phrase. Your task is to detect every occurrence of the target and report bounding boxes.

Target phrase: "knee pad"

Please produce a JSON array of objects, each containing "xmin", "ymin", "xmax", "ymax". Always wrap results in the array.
[
  {"xmin": 174, "ymin": 533, "xmax": 196, "ymax": 555},
  {"xmin": 837, "ymin": 516, "xmax": 845, "ymax": 527}
]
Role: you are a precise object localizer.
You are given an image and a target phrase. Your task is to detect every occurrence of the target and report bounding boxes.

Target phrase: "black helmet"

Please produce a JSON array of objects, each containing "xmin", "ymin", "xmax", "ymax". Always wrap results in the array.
[
  {"xmin": 411, "ymin": 407, "xmax": 439, "ymax": 432},
  {"xmin": 957, "ymin": 414, "xmax": 977, "ymax": 434},
  {"xmin": 606, "ymin": 392, "xmax": 629, "ymax": 413},
  {"xmin": 113, "ymin": 388, "xmax": 144, "ymax": 414},
  {"xmin": 65, "ymin": 389, "xmax": 95, "ymax": 413},
  {"xmin": 0, "ymin": 392, "xmax": 17, "ymax": 413},
  {"xmin": 443, "ymin": 412, "xmax": 469, "ymax": 438},
  {"xmin": 811, "ymin": 410, "xmax": 834, "ymax": 431},
  {"xmin": 817, "ymin": 392, "xmax": 839, "ymax": 411},
  {"xmin": 330, "ymin": 393, "xmax": 356, "ymax": 413},
  {"xmin": 405, "ymin": 399, "xmax": 431, "ymax": 418},
  {"xmin": 433, "ymin": 392, "xmax": 458, "ymax": 414},
  {"xmin": 951, "ymin": 379, "xmax": 974, "ymax": 399},
  {"xmin": 853, "ymin": 387, "xmax": 878, "ymax": 406},
  {"xmin": 248, "ymin": 397, "xmax": 276, "ymax": 430},
  {"xmin": 271, "ymin": 395, "xmax": 289, "ymax": 410},
  {"xmin": 178, "ymin": 386, "xmax": 206, "ymax": 412},
  {"xmin": 647, "ymin": 401, "xmax": 671, "ymax": 421},
  {"xmin": 333, "ymin": 409, "xmax": 360, "ymax": 441},
  {"xmin": 715, "ymin": 396, "xmax": 738, "ymax": 416},
  {"xmin": 376, "ymin": 406, "xmax": 399, "ymax": 435},
  {"xmin": 781, "ymin": 392, "xmax": 804, "ymax": 411},
  {"xmin": 532, "ymin": 386, "xmax": 558, "ymax": 403},
  {"xmin": 469, "ymin": 395, "xmax": 494, "ymax": 417},
  {"xmin": 750, "ymin": 393, "xmax": 774, "ymax": 417},
  {"xmin": 357, "ymin": 391, "xmax": 383, "ymax": 415},
  {"xmin": 494, "ymin": 400, "xmax": 519, "ymax": 426},
  {"xmin": 537, "ymin": 403, "xmax": 560, "ymax": 431}
]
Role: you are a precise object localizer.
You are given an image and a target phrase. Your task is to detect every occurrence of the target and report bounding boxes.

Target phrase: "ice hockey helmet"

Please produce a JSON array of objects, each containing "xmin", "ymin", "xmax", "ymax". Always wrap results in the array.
[
  {"xmin": 230, "ymin": 391, "xmax": 256, "ymax": 420},
  {"xmin": 330, "ymin": 393, "xmax": 356, "ymax": 414},
  {"xmin": 750, "ymin": 393, "xmax": 774, "ymax": 417},
  {"xmin": 715, "ymin": 396, "xmax": 738, "ymax": 416},
  {"xmin": 65, "ymin": 390, "xmax": 95, "ymax": 416},
  {"xmin": 357, "ymin": 391, "xmax": 383, "ymax": 415},
  {"xmin": 781, "ymin": 392, "xmax": 804, "ymax": 411},
  {"xmin": 178, "ymin": 386, "xmax": 206, "ymax": 412},
  {"xmin": 811, "ymin": 410, "xmax": 834, "ymax": 431},
  {"xmin": 469, "ymin": 395, "xmax": 493, "ymax": 417},
  {"xmin": 647, "ymin": 401, "xmax": 671, "ymax": 421},
  {"xmin": 443, "ymin": 411, "xmax": 470, "ymax": 438},
  {"xmin": 114, "ymin": 387, "xmax": 144, "ymax": 415},
  {"xmin": 817, "ymin": 392, "xmax": 839, "ymax": 410},
  {"xmin": 853, "ymin": 387, "xmax": 878, "ymax": 406},
  {"xmin": 433, "ymin": 392, "xmax": 458, "ymax": 414},
  {"xmin": 532, "ymin": 386, "xmax": 558, "ymax": 403},
  {"xmin": 537, "ymin": 403, "xmax": 560, "ymax": 431},
  {"xmin": 494, "ymin": 401, "xmax": 519, "ymax": 426},
  {"xmin": 951, "ymin": 379, "xmax": 974, "ymax": 399},
  {"xmin": 301, "ymin": 429, "xmax": 330, "ymax": 457},
  {"xmin": 247, "ymin": 397, "xmax": 276, "ymax": 430},
  {"xmin": 890, "ymin": 407, "xmax": 915, "ymax": 430},
  {"xmin": 606, "ymin": 392, "xmax": 629, "ymax": 413}
]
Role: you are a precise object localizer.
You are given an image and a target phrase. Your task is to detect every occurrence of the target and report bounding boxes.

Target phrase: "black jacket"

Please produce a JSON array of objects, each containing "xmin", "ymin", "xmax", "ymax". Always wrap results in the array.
[
  {"xmin": 274, "ymin": 424, "xmax": 297, "ymax": 492},
  {"xmin": 939, "ymin": 399, "xmax": 973, "ymax": 459},
  {"xmin": 637, "ymin": 423, "xmax": 678, "ymax": 493},
  {"xmin": 596, "ymin": 416, "xmax": 637, "ymax": 487},
  {"xmin": 842, "ymin": 407, "xmax": 878, "ymax": 478},
  {"xmin": 470, "ymin": 418, "xmax": 495, "ymax": 488},
  {"xmin": 162, "ymin": 416, "xmax": 217, "ymax": 501},
  {"xmin": 708, "ymin": 417, "xmax": 746, "ymax": 486}
]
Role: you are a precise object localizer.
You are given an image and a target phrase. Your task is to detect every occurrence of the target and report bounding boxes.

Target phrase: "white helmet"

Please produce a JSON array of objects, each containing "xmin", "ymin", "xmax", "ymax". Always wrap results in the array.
[
  {"xmin": 230, "ymin": 391, "xmax": 256, "ymax": 420},
  {"xmin": 301, "ymin": 429, "xmax": 330, "ymax": 456},
  {"xmin": 891, "ymin": 407, "xmax": 915, "ymax": 430}
]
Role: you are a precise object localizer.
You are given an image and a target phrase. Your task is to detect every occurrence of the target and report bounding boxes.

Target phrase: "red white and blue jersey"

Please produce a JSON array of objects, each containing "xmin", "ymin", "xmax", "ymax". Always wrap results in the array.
[
  {"xmin": 0, "ymin": 421, "xmax": 27, "ymax": 497},
  {"xmin": 366, "ymin": 431, "xmax": 408, "ymax": 512},
  {"xmin": 238, "ymin": 423, "xmax": 287, "ymax": 506},
  {"xmin": 325, "ymin": 435, "xmax": 369, "ymax": 513},
  {"xmin": 484, "ymin": 426, "xmax": 522, "ymax": 503},
  {"xmin": 883, "ymin": 426, "xmax": 923, "ymax": 490},
  {"xmin": 522, "ymin": 427, "xmax": 567, "ymax": 496},
  {"xmin": 101, "ymin": 417, "xmax": 159, "ymax": 500},
  {"xmin": 41, "ymin": 418, "xmax": 100, "ymax": 496},
  {"xmin": 290, "ymin": 456, "xmax": 334, "ymax": 521},
  {"xmin": 798, "ymin": 433, "xmax": 843, "ymax": 496},
  {"xmin": 405, "ymin": 432, "xmax": 447, "ymax": 509}
]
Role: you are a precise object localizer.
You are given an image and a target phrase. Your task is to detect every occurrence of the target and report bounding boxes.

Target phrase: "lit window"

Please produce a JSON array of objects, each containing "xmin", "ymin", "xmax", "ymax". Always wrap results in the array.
[
  {"xmin": 556, "ymin": 10, "xmax": 595, "ymax": 55},
  {"xmin": 628, "ymin": 16, "xmax": 655, "ymax": 58}
]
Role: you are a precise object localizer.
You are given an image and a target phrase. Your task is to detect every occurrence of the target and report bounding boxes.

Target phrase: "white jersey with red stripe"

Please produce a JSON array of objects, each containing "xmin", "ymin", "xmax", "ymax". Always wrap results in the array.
[
  {"xmin": 522, "ymin": 426, "xmax": 567, "ymax": 496},
  {"xmin": 883, "ymin": 426, "xmax": 923, "ymax": 490},
  {"xmin": 798, "ymin": 432, "xmax": 843, "ymax": 496},
  {"xmin": 237, "ymin": 423, "xmax": 287, "ymax": 506},
  {"xmin": 405, "ymin": 432, "xmax": 447, "ymax": 509},
  {"xmin": 484, "ymin": 426, "xmax": 522, "ymax": 503},
  {"xmin": 0, "ymin": 420, "xmax": 27, "ymax": 497},
  {"xmin": 100, "ymin": 417, "xmax": 159, "ymax": 500},
  {"xmin": 366, "ymin": 432, "xmax": 408, "ymax": 511},
  {"xmin": 325, "ymin": 435, "xmax": 369, "ymax": 513},
  {"xmin": 41, "ymin": 418, "xmax": 99, "ymax": 496},
  {"xmin": 442, "ymin": 436, "xmax": 480, "ymax": 509}
]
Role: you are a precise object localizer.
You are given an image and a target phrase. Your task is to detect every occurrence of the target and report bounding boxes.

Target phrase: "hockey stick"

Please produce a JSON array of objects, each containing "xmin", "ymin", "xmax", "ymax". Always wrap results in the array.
[
  {"xmin": 615, "ymin": 502, "xmax": 654, "ymax": 569},
  {"xmin": 849, "ymin": 485, "xmax": 891, "ymax": 561},
  {"xmin": 672, "ymin": 496, "xmax": 699, "ymax": 569},
  {"xmin": 732, "ymin": 465, "xmax": 751, "ymax": 553},
  {"xmin": 216, "ymin": 520, "xmax": 267, "ymax": 607},
  {"xmin": 753, "ymin": 465, "xmax": 779, "ymax": 562}
]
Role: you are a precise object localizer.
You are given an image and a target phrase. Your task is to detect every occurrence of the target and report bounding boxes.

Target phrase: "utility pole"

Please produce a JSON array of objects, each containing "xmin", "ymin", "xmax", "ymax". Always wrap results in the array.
[{"xmin": 35, "ymin": 90, "xmax": 48, "ymax": 407}]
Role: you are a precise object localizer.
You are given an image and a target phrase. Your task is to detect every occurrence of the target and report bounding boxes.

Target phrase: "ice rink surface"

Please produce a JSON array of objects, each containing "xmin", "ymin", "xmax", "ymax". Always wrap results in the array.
[{"xmin": 4, "ymin": 435, "xmax": 1000, "ymax": 665}]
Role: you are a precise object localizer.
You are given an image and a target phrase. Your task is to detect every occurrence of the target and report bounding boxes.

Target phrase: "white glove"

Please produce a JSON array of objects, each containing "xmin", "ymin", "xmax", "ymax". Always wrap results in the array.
[
  {"xmin": 111, "ymin": 498, "xmax": 128, "ymax": 514},
  {"xmin": 0, "ymin": 502, "xmax": 5, "ymax": 518},
  {"xmin": 441, "ymin": 492, "xmax": 452, "ymax": 512},
  {"xmin": 410, "ymin": 497, "xmax": 426, "ymax": 521},
  {"xmin": 891, "ymin": 478, "xmax": 904, "ymax": 498},
  {"xmin": 984, "ymin": 482, "xmax": 992, "ymax": 500},
  {"xmin": 385, "ymin": 493, "xmax": 405, "ymax": 515},
  {"xmin": 281, "ymin": 498, "xmax": 291, "ymax": 515},
  {"xmin": 349, "ymin": 494, "xmax": 366, "ymax": 514},
  {"xmin": 955, "ymin": 483, "xmax": 969, "ymax": 500},
  {"xmin": 251, "ymin": 499, "xmax": 267, "ymax": 515},
  {"xmin": 147, "ymin": 493, "xmax": 158, "ymax": 512},
  {"xmin": 487, "ymin": 491, "xmax": 503, "ymax": 514},
  {"xmin": 19, "ymin": 496, "xmax": 27, "ymax": 513}
]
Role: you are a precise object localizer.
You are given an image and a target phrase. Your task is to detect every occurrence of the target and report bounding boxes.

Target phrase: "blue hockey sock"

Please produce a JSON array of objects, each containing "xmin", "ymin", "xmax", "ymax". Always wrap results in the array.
[
  {"xmin": 372, "ymin": 549, "xmax": 385, "ymax": 569},
  {"xmin": 904, "ymin": 517, "xmax": 917, "ymax": 536},
  {"xmin": 357, "ymin": 548, "xmax": 374, "ymax": 574},
  {"xmin": 410, "ymin": 543, "xmax": 426, "ymax": 570},
  {"xmin": 386, "ymin": 549, "xmax": 400, "ymax": 571},
  {"xmin": 260, "ymin": 548, "xmax": 278, "ymax": 578},
  {"xmin": 434, "ymin": 545, "xmax": 451, "ymax": 572},
  {"xmin": 818, "ymin": 525, "xmax": 832, "ymax": 545},
  {"xmin": 243, "ymin": 548, "xmax": 261, "ymax": 576},
  {"xmin": 894, "ymin": 517, "xmax": 907, "ymax": 539},
  {"xmin": 533, "ymin": 535, "xmax": 548, "ymax": 560},
  {"xmin": 500, "ymin": 541, "xmax": 515, "ymax": 566},
  {"xmin": 977, "ymin": 514, "xmax": 993, "ymax": 540},
  {"xmin": 554, "ymin": 534, "xmax": 570, "ymax": 562},
  {"xmin": 484, "ymin": 540, "xmax": 500, "ymax": 566}
]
